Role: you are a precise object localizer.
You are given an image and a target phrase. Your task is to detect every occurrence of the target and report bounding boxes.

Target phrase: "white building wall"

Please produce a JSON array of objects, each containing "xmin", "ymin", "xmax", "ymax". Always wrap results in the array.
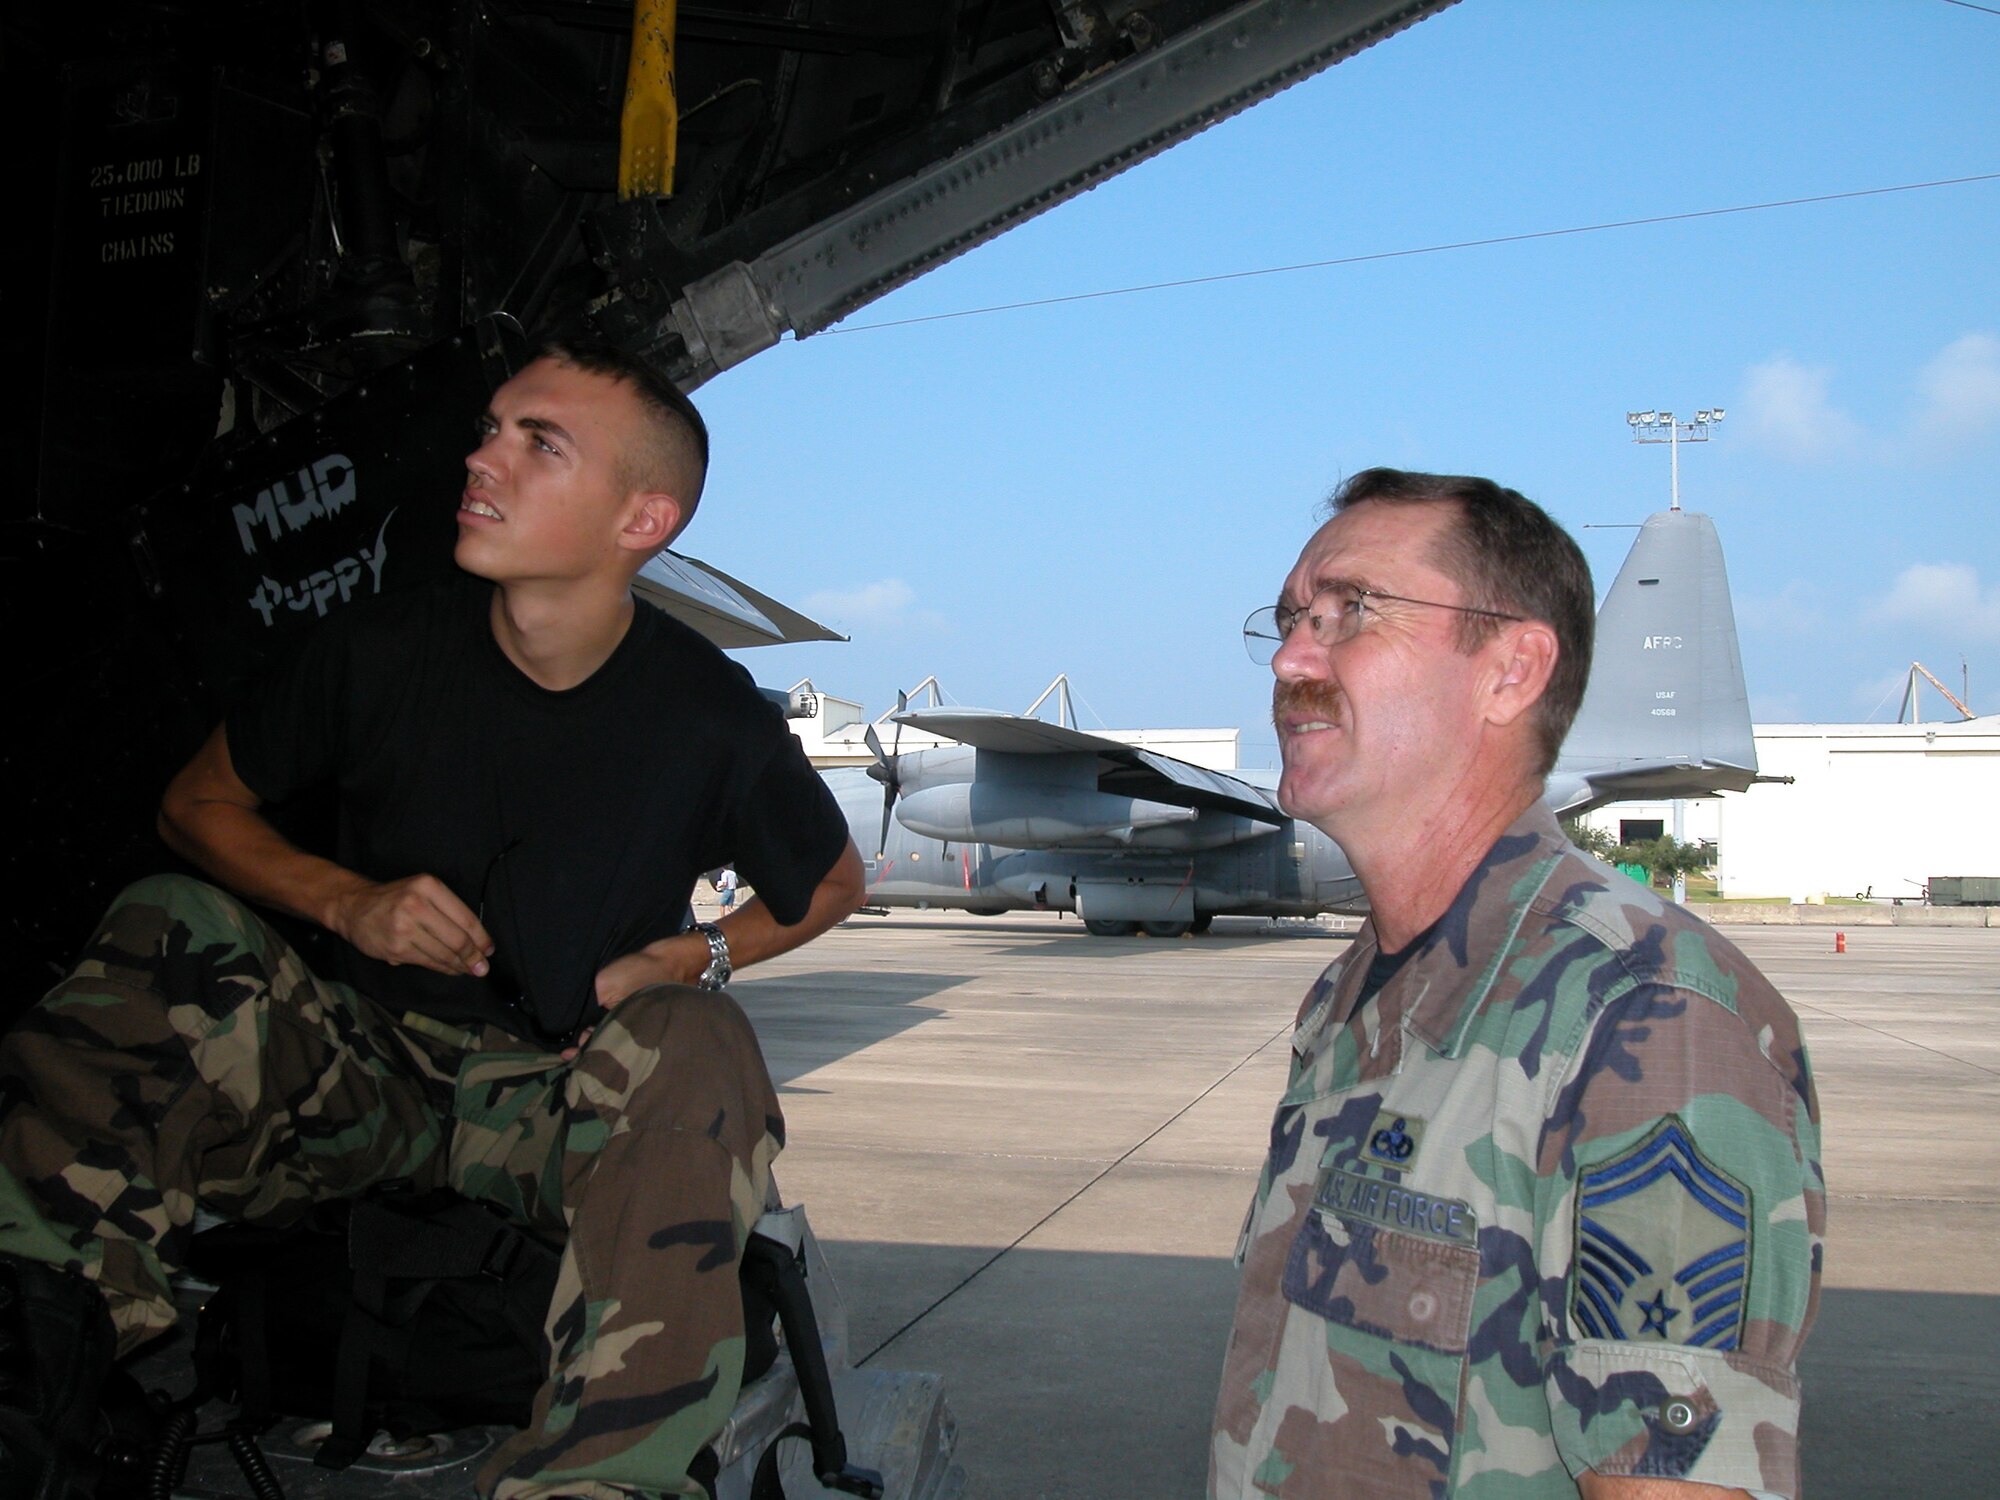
[
  {"xmin": 1714, "ymin": 717, "xmax": 2000, "ymax": 902},
  {"xmin": 1582, "ymin": 717, "xmax": 2000, "ymax": 901}
]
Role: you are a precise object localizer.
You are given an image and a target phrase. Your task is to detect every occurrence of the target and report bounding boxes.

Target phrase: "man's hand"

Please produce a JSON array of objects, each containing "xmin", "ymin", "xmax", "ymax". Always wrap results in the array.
[
  {"xmin": 327, "ymin": 874, "xmax": 495, "ymax": 977},
  {"xmin": 568, "ymin": 842, "xmax": 865, "ymax": 1060},
  {"xmin": 561, "ymin": 934, "xmax": 709, "ymax": 1059},
  {"xmin": 593, "ymin": 935, "xmax": 706, "ymax": 1010},
  {"xmin": 161, "ymin": 725, "xmax": 496, "ymax": 971}
]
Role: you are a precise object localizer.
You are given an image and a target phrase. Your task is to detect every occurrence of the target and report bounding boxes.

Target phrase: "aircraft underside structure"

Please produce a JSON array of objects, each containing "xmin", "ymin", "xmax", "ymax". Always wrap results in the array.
[{"xmin": 8, "ymin": 0, "xmax": 1459, "ymax": 985}]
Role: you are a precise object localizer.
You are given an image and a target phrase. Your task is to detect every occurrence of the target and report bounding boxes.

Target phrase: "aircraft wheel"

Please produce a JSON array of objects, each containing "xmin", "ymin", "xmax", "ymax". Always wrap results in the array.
[
  {"xmin": 1189, "ymin": 912, "xmax": 1214, "ymax": 935},
  {"xmin": 1084, "ymin": 918, "xmax": 1138, "ymax": 937},
  {"xmin": 1141, "ymin": 920, "xmax": 1192, "ymax": 938},
  {"xmin": 964, "ymin": 907, "xmax": 1006, "ymax": 916}
]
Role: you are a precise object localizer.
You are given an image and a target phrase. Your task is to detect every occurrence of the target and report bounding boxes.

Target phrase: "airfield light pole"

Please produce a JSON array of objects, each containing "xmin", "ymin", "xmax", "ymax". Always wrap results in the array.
[
  {"xmin": 1624, "ymin": 405, "xmax": 1727, "ymax": 900},
  {"xmin": 1625, "ymin": 408, "xmax": 1724, "ymax": 511}
]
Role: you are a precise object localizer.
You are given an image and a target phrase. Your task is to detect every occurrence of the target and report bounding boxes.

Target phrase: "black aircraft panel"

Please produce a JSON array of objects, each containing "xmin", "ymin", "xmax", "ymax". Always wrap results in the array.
[{"xmin": 4, "ymin": 0, "xmax": 1457, "ymax": 996}]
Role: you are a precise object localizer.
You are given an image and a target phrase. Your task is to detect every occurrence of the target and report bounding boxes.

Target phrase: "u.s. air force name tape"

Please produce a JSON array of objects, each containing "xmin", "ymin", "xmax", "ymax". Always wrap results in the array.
[{"xmin": 1315, "ymin": 1164, "xmax": 1478, "ymax": 1248}]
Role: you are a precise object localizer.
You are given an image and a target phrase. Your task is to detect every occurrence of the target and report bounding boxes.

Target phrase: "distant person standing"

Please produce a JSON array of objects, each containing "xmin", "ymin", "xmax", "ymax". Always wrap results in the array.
[
  {"xmin": 717, "ymin": 866, "xmax": 740, "ymax": 911},
  {"xmin": 1212, "ymin": 468, "xmax": 1823, "ymax": 1499}
]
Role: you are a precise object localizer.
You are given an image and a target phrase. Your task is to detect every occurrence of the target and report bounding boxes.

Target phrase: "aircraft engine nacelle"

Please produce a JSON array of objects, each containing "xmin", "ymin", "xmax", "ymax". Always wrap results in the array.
[{"xmin": 895, "ymin": 784, "xmax": 1196, "ymax": 849}]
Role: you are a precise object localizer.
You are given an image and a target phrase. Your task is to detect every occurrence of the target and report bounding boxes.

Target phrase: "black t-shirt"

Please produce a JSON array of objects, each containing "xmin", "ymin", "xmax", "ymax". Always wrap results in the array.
[{"xmin": 227, "ymin": 574, "xmax": 849, "ymax": 1043}]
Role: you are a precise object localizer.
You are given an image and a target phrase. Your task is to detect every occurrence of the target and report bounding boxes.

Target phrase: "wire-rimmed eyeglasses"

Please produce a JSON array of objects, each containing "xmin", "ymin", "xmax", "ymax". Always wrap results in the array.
[{"xmin": 1243, "ymin": 585, "xmax": 1522, "ymax": 665}]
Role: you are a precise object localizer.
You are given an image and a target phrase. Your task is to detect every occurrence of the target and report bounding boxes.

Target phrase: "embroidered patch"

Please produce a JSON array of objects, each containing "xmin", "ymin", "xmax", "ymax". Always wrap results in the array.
[
  {"xmin": 1361, "ymin": 1108, "xmax": 1424, "ymax": 1171},
  {"xmin": 1315, "ymin": 1165, "xmax": 1477, "ymax": 1248},
  {"xmin": 1573, "ymin": 1118, "xmax": 1751, "ymax": 1350}
]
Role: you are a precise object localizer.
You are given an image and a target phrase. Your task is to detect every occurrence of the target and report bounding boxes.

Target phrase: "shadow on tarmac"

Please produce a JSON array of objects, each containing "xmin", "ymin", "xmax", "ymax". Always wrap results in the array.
[
  {"xmin": 1801, "ymin": 1286, "xmax": 2000, "ymax": 1495},
  {"xmin": 735, "ymin": 967, "xmax": 975, "ymax": 1087},
  {"xmin": 812, "ymin": 1239, "xmax": 2000, "ymax": 1500}
]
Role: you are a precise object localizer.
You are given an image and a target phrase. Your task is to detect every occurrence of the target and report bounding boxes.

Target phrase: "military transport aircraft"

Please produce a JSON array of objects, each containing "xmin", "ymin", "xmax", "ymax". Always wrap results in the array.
[{"xmin": 823, "ymin": 507, "xmax": 1759, "ymax": 935}]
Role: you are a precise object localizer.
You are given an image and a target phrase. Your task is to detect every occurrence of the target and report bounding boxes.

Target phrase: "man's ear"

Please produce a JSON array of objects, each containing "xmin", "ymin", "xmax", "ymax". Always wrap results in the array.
[
  {"xmin": 1483, "ymin": 621, "xmax": 1559, "ymax": 729},
  {"xmin": 617, "ymin": 492, "xmax": 685, "ymax": 556}
]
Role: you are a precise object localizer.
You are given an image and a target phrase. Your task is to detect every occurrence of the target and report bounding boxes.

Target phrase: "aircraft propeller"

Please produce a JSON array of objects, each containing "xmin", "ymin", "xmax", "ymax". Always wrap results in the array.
[{"xmin": 863, "ymin": 691, "xmax": 908, "ymax": 858}]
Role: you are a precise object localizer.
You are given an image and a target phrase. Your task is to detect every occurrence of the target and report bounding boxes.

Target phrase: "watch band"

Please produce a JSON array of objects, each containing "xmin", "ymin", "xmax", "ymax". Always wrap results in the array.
[{"xmin": 692, "ymin": 921, "xmax": 731, "ymax": 991}]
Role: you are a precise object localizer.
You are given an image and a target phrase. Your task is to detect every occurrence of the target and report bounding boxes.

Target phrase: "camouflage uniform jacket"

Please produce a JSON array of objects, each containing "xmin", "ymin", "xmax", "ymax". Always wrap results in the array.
[{"xmin": 1210, "ymin": 801, "xmax": 1823, "ymax": 1499}]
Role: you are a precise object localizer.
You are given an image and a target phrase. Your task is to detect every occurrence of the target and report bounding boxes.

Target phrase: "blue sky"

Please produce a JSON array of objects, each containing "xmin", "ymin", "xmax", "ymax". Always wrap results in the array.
[{"xmin": 687, "ymin": 1, "xmax": 2000, "ymax": 771}]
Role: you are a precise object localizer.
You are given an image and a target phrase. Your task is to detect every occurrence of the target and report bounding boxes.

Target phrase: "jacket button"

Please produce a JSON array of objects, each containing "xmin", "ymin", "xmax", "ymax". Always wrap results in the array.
[{"xmin": 1660, "ymin": 1399, "xmax": 1700, "ymax": 1434}]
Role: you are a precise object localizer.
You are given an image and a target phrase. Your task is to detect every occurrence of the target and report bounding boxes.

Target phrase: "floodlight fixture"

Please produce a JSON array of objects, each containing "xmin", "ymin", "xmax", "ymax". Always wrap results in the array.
[{"xmin": 1624, "ymin": 400, "xmax": 1727, "ymax": 510}]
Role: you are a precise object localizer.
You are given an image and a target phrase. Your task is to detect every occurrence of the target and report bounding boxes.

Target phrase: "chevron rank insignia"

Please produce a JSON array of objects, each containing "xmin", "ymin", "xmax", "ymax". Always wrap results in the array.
[{"xmin": 1572, "ymin": 1118, "xmax": 1751, "ymax": 1351}]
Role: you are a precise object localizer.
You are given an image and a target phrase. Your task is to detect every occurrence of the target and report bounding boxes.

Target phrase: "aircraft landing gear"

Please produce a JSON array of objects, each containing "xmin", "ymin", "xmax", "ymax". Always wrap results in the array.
[
  {"xmin": 1141, "ymin": 920, "xmax": 1191, "ymax": 938},
  {"xmin": 1189, "ymin": 912, "xmax": 1214, "ymax": 935},
  {"xmin": 1083, "ymin": 918, "xmax": 1137, "ymax": 937}
]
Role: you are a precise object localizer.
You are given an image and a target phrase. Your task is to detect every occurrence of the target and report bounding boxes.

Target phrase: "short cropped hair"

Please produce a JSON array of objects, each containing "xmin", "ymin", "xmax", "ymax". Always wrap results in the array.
[
  {"xmin": 1328, "ymin": 467, "xmax": 1594, "ymax": 774},
  {"xmin": 530, "ymin": 337, "xmax": 710, "ymax": 527}
]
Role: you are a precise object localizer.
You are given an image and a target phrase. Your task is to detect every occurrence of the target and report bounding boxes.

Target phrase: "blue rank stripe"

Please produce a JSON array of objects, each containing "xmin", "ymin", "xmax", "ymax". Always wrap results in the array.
[
  {"xmin": 1675, "ymin": 1240, "xmax": 1747, "ymax": 1285},
  {"xmin": 1580, "ymin": 1122, "xmax": 1748, "ymax": 1229},
  {"xmin": 1682, "ymin": 1261, "xmax": 1746, "ymax": 1302}
]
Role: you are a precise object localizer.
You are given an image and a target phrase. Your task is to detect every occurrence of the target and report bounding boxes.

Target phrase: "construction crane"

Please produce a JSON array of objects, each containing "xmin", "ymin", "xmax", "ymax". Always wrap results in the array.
[{"xmin": 1897, "ymin": 661, "xmax": 1977, "ymax": 722}]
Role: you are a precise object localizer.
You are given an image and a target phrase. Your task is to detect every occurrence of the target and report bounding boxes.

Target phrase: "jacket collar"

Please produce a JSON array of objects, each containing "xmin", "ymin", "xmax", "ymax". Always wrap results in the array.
[{"xmin": 1320, "ymin": 799, "xmax": 1571, "ymax": 1059}]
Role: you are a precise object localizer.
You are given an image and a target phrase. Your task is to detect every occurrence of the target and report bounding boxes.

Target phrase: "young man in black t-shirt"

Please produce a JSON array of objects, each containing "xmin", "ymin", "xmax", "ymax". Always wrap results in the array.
[{"xmin": 0, "ymin": 342, "xmax": 863, "ymax": 1500}]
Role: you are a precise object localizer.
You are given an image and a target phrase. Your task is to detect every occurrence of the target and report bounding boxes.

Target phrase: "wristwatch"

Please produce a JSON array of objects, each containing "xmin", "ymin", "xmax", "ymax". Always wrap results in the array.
[{"xmin": 692, "ymin": 921, "xmax": 731, "ymax": 991}]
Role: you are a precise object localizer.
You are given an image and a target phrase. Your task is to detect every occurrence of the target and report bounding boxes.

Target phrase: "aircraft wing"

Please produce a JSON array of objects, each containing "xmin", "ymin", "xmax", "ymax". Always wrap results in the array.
[
  {"xmin": 895, "ymin": 709, "xmax": 1284, "ymax": 823},
  {"xmin": 634, "ymin": 551, "xmax": 846, "ymax": 649}
]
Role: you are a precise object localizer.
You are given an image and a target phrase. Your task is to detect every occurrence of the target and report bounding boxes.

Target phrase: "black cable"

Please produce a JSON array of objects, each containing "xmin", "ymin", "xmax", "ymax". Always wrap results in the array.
[
  {"xmin": 148, "ymin": 1411, "xmax": 197, "ymax": 1500},
  {"xmin": 826, "ymin": 172, "xmax": 2000, "ymax": 335},
  {"xmin": 226, "ymin": 1429, "xmax": 288, "ymax": 1500}
]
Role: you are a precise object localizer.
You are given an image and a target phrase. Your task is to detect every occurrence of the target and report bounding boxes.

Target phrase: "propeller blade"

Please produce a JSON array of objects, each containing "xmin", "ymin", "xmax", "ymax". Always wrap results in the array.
[
  {"xmin": 889, "ymin": 689, "xmax": 907, "ymax": 759},
  {"xmin": 864, "ymin": 716, "xmax": 903, "ymax": 858},
  {"xmin": 876, "ymin": 788, "xmax": 895, "ymax": 862},
  {"xmin": 864, "ymin": 724, "xmax": 890, "ymax": 784}
]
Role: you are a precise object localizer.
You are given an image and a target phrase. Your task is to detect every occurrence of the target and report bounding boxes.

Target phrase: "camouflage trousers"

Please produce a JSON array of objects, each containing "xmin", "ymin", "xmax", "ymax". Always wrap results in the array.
[{"xmin": 0, "ymin": 875, "xmax": 784, "ymax": 1500}]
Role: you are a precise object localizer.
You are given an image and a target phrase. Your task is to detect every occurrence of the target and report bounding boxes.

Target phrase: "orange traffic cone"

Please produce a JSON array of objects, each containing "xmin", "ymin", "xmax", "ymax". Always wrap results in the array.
[{"xmin": 1834, "ymin": 931, "xmax": 1847, "ymax": 954}]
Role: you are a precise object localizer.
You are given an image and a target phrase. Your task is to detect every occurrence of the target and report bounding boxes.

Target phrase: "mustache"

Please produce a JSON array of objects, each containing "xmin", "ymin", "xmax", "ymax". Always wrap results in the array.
[{"xmin": 1273, "ymin": 680, "xmax": 1343, "ymax": 729}]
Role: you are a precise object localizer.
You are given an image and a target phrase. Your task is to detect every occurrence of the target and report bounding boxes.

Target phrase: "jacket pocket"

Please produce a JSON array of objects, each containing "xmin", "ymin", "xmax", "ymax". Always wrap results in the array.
[{"xmin": 1262, "ymin": 1205, "xmax": 1478, "ymax": 1497}]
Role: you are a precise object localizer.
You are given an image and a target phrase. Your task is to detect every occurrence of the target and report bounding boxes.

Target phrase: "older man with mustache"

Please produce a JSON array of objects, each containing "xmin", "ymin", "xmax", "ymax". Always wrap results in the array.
[{"xmin": 1211, "ymin": 469, "xmax": 1823, "ymax": 1500}]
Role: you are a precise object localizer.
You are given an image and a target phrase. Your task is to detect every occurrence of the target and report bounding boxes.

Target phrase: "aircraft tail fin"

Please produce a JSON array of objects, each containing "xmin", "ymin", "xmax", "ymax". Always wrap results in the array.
[{"xmin": 1551, "ymin": 510, "xmax": 1758, "ymax": 812}]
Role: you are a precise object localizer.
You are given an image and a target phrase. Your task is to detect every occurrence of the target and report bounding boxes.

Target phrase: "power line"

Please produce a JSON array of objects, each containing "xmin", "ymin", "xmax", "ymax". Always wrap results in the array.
[
  {"xmin": 826, "ymin": 171, "xmax": 2000, "ymax": 335},
  {"xmin": 1941, "ymin": 0, "xmax": 2000, "ymax": 18}
]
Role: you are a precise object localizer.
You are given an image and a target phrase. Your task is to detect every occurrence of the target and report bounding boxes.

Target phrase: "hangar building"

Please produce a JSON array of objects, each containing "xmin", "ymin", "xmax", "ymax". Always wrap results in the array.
[{"xmin": 1578, "ymin": 715, "xmax": 2000, "ymax": 904}]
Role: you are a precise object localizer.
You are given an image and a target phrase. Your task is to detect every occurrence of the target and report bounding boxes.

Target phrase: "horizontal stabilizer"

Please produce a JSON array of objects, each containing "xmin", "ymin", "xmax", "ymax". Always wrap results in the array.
[{"xmin": 896, "ymin": 709, "xmax": 1283, "ymax": 823}]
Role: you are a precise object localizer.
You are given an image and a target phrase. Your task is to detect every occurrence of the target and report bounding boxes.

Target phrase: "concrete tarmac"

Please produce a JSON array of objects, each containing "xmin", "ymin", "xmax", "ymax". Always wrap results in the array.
[{"xmin": 718, "ymin": 907, "xmax": 2000, "ymax": 1499}]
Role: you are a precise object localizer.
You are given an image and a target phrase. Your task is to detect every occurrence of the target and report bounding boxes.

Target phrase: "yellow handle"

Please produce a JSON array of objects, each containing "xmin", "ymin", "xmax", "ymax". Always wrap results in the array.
[{"xmin": 618, "ymin": 0, "xmax": 679, "ymax": 199}]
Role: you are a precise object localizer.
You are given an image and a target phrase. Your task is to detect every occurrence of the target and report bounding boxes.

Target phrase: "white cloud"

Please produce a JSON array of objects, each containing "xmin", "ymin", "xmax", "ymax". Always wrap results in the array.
[
  {"xmin": 1912, "ymin": 332, "xmax": 2000, "ymax": 444},
  {"xmin": 801, "ymin": 578, "xmax": 946, "ymax": 633},
  {"xmin": 1868, "ymin": 563, "xmax": 2000, "ymax": 641},
  {"xmin": 1737, "ymin": 355, "xmax": 1858, "ymax": 462}
]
